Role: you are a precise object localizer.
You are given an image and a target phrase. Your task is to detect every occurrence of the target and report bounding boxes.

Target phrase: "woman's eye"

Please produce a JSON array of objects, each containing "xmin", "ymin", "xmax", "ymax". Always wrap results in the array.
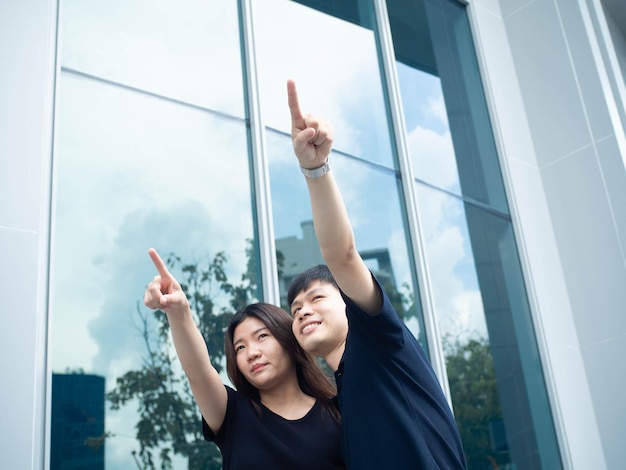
[
  {"xmin": 235, "ymin": 345, "xmax": 244, "ymax": 352},
  {"xmin": 258, "ymin": 333, "xmax": 268, "ymax": 340}
]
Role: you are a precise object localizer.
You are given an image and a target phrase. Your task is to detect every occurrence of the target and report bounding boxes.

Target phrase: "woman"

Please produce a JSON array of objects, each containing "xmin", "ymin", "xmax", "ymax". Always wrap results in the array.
[{"xmin": 144, "ymin": 248, "xmax": 344, "ymax": 469}]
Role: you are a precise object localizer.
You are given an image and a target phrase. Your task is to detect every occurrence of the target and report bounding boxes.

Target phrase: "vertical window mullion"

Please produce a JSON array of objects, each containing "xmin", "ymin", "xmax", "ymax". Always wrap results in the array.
[{"xmin": 238, "ymin": 0, "xmax": 280, "ymax": 305}]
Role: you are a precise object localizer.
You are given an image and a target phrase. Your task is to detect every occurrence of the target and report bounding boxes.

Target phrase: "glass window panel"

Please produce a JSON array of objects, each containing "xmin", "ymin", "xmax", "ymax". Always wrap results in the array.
[
  {"xmin": 463, "ymin": 202, "xmax": 562, "ymax": 470},
  {"xmin": 388, "ymin": 0, "xmax": 508, "ymax": 212},
  {"xmin": 414, "ymin": 185, "xmax": 487, "ymax": 340},
  {"xmin": 267, "ymin": 130, "xmax": 425, "ymax": 346},
  {"xmin": 253, "ymin": 0, "xmax": 395, "ymax": 168},
  {"xmin": 51, "ymin": 73, "xmax": 256, "ymax": 469},
  {"xmin": 416, "ymin": 182, "xmax": 562, "ymax": 469},
  {"xmin": 61, "ymin": 0, "xmax": 244, "ymax": 116},
  {"xmin": 396, "ymin": 62, "xmax": 462, "ymax": 194}
]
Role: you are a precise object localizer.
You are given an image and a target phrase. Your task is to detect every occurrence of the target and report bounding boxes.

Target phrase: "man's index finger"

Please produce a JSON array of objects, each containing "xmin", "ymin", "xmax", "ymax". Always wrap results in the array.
[
  {"xmin": 148, "ymin": 248, "xmax": 170, "ymax": 278},
  {"xmin": 287, "ymin": 79, "xmax": 303, "ymax": 122}
]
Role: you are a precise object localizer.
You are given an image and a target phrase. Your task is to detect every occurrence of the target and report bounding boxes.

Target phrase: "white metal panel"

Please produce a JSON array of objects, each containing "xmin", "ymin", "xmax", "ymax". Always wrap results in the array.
[{"xmin": 0, "ymin": 0, "xmax": 58, "ymax": 469}]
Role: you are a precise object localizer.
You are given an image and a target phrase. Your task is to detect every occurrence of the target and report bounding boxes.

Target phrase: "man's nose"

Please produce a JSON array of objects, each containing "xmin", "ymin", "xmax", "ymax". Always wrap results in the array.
[{"xmin": 296, "ymin": 305, "xmax": 313, "ymax": 321}]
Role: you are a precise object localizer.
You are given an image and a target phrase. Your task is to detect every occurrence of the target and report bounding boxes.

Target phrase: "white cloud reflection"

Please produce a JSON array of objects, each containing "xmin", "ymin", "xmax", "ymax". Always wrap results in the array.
[
  {"xmin": 408, "ymin": 126, "xmax": 459, "ymax": 191},
  {"xmin": 253, "ymin": 0, "xmax": 393, "ymax": 167},
  {"xmin": 416, "ymin": 186, "xmax": 488, "ymax": 341},
  {"xmin": 61, "ymin": 0, "xmax": 244, "ymax": 115},
  {"xmin": 53, "ymin": 73, "xmax": 253, "ymax": 375}
]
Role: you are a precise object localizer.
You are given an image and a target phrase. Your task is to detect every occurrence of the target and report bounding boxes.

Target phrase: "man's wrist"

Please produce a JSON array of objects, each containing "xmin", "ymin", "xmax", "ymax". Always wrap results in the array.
[{"xmin": 300, "ymin": 160, "xmax": 330, "ymax": 179}]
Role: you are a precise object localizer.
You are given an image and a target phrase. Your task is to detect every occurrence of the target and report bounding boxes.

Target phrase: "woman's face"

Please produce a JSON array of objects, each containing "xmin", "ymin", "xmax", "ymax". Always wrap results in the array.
[{"xmin": 233, "ymin": 316, "xmax": 295, "ymax": 392}]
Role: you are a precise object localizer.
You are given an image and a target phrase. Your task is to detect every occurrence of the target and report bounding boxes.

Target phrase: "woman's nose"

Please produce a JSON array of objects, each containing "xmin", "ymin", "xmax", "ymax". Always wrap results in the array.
[{"xmin": 247, "ymin": 346, "xmax": 261, "ymax": 361}]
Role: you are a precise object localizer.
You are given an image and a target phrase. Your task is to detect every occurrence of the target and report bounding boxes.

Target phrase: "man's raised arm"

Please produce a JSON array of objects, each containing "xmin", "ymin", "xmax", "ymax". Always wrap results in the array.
[{"xmin": 287, "ymin": 79, "xmax": 381, "ymax": 315}]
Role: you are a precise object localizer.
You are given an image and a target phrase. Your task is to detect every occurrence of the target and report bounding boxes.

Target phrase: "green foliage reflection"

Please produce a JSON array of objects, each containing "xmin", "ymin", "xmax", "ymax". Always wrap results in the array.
[{"xmin": 445, "ymin": 334, "xmax": 511, "ymax": 469}]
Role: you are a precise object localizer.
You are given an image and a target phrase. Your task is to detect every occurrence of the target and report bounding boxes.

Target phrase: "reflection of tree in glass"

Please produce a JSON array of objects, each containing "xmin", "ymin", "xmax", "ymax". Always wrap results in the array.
[
  {"xmin": 107, "ymin": 242, "xmax": 261, "ymax": 470},
  {"xmin": 444, "ymin": 334, "xmax": 511, "ymax": 470},
  {"xmin": 381, "ymin": 278, "xmax": 414, "ymax": 321}
]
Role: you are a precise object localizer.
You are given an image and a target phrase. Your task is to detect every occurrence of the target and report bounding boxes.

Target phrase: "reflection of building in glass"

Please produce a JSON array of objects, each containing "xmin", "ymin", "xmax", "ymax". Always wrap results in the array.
[
  {"xmin": 51, "ymin": 374, "xmax": 105, "ymax": 470},
  {"xmin": 276, "ymin": 220, "xmax": 325, "ymax": 303},
  {"xmin": 276, "ymin": 220, "xmax": 396, "ymax": 307}
]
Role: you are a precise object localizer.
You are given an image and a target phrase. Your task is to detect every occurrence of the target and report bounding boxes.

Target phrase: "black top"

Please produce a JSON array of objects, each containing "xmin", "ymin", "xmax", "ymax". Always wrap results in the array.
[
  {"xmin": 203, "ymin": 386, "xmax": 345, "ymax": 470},
  {"xmin": 336, "ymin": 276, "xmax": 467, "ymax": 469}
]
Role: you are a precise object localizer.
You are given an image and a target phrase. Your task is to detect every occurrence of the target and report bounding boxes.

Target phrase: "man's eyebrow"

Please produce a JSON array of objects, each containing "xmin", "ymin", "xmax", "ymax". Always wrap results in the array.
[
  {"xmin": 307, "ymin": 287, "xmax": 326, "ymax": 297},
  {"xmin": 291, "ymin": 287, "xmax": 326, "ymax": 308}
]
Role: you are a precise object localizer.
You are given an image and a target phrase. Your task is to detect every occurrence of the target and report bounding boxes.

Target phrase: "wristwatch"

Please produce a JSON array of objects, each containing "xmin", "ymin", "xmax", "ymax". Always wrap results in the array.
[{"xmin": 300, "ymin": 160, "xmax": 330, "ymax": 179}]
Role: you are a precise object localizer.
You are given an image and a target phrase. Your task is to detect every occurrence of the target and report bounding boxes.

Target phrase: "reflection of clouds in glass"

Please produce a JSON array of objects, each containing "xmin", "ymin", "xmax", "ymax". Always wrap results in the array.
[
  {"xmin": 408, "ymin": 126, "xmax": 459, "ymax": 192},
  {"xmin": 405, "ymin": 316, "xmax": 422, "ymax": 342},
  {"xmin": 451, "ymin": 290, "xmax": 483, "ymax": 334},
  {"xmin": 332, "ymin": 158, "xmax": 403, "ymax": 256},
  {"xmin": 106, "ymin": 403, "xmax": 142, "ymax": 468},
  {"xmin": 254, "ymin": 0, "xmax": 392, "ymax": 166},
  {"xmin": 52, "ymin": 74, "xmax": 254, "ymax": 375},
  {"xmin": 397, "ymin": 62, "xmax": 448, "ymax": 134},
  {"xmin": 266, "ymin": 131, "xmax": 314, "ymax": 239},
  {"xmin": 388, "ymin": 228, "xmax": 413, "ymax": 301},
  {"xmin": 407, "ymin": 91, "xmax": 460, "ymax": 193},
  {"xmin": 62, "ymin": 0, "xmax": 243, "ymax": 115},
  {"xmin": 423, "ymin": 95, "xmax": 447, "ymax": 126},
  {"xmin": 51, "ymin": 74, "xmax": 253, "ymax": 468},
  {"xmin": 88, "ymin": 201, "xmax": 216, "ymax": 375},
  {"xmin": 331, "ymin": 157, "xmax": 369, "ymax": 230},
  {"xmin": 417, "ymin": 185, "xmax": 487, "ymax": 341},
  {"xmin": 396, "ymin": 62, "xmax": 461, "ymax": 192},
  {"xmin": 58, "ymin": 72, "xmax": 253, "ymax": 239},
  {"xmin": 106, "ymin": 401, "xmax": 187, "ymax": 469}
]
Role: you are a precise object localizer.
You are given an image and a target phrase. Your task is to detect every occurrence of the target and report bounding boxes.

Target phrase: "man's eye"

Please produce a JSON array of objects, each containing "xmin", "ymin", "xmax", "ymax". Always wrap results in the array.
[{"xmin": 292, "ymin": 308, "xmax": 300, "ymax": 316}]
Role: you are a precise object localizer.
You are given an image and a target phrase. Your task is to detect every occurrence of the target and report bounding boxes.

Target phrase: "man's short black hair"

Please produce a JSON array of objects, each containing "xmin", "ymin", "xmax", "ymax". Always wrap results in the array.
[{"xmin": 287, "ymin": 264, "xmax": 339, "ymax": 307}]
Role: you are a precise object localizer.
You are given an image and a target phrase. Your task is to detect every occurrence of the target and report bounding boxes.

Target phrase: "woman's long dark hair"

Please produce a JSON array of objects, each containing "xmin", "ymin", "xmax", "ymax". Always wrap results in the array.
[{"xmin": 225, "ymin": 302, "xmax": 339, "ymax": 421}]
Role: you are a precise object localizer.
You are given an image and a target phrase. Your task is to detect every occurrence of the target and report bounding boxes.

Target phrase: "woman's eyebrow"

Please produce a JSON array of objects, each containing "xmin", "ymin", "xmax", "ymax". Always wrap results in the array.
[{"xmin": 234, "ymin": 327, "xmax": 269, "ymax": 345}]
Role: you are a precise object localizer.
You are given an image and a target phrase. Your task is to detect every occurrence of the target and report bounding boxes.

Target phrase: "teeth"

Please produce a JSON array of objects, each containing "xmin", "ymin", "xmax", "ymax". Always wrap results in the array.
[{"xmin": 302, "ymin": 322, "xmax": 321, "ymax": 334}]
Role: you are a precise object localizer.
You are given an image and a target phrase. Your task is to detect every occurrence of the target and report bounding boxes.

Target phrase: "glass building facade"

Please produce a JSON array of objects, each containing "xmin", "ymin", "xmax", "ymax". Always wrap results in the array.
[
  {"xmin": 49, "ymin": 0, "xmax": 559, "ymax": 468},
  {"xmin": 2, "ymin": 0, "xmax": 625, "ymax": 469}
]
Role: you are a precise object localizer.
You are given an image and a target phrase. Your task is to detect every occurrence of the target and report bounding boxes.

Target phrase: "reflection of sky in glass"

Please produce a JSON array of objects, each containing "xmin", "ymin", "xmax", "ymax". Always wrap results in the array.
[
  {"xmin": 253, "ymin": 0, "xmax": 395, "ymax": 168},
  {"xmin": 415, "ymin": 183, "xmax": 488, "ymax": 342},
  {"xmin": 61, "ymin": 0, "xmax": 244, "ymax": 116},
  {"xmin": 52, "ymin": 71, "xmax": 252, "ymax": 467},
  {"xmin": 396, "ymin": 62, "xmax": 461, "ymax": 194}
]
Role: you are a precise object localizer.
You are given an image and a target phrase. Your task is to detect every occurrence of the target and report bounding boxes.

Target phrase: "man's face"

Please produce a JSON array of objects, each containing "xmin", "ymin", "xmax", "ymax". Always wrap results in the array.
[{"xmin": 290, "ymin": 280, "xmax": 349, "ymax": 360}]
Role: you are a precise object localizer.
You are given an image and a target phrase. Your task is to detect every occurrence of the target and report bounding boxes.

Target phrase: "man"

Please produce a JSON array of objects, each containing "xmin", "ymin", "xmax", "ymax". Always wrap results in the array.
[{"xmin": 286, "ymin": 79, "xmax": 467, "ymax": 469}]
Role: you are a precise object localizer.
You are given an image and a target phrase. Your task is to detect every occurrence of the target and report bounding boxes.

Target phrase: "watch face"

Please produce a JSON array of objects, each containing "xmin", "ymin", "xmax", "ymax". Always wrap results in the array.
[{"xmin": 302, "ymin": 161, "xmax": 330, "ymax": 179}]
